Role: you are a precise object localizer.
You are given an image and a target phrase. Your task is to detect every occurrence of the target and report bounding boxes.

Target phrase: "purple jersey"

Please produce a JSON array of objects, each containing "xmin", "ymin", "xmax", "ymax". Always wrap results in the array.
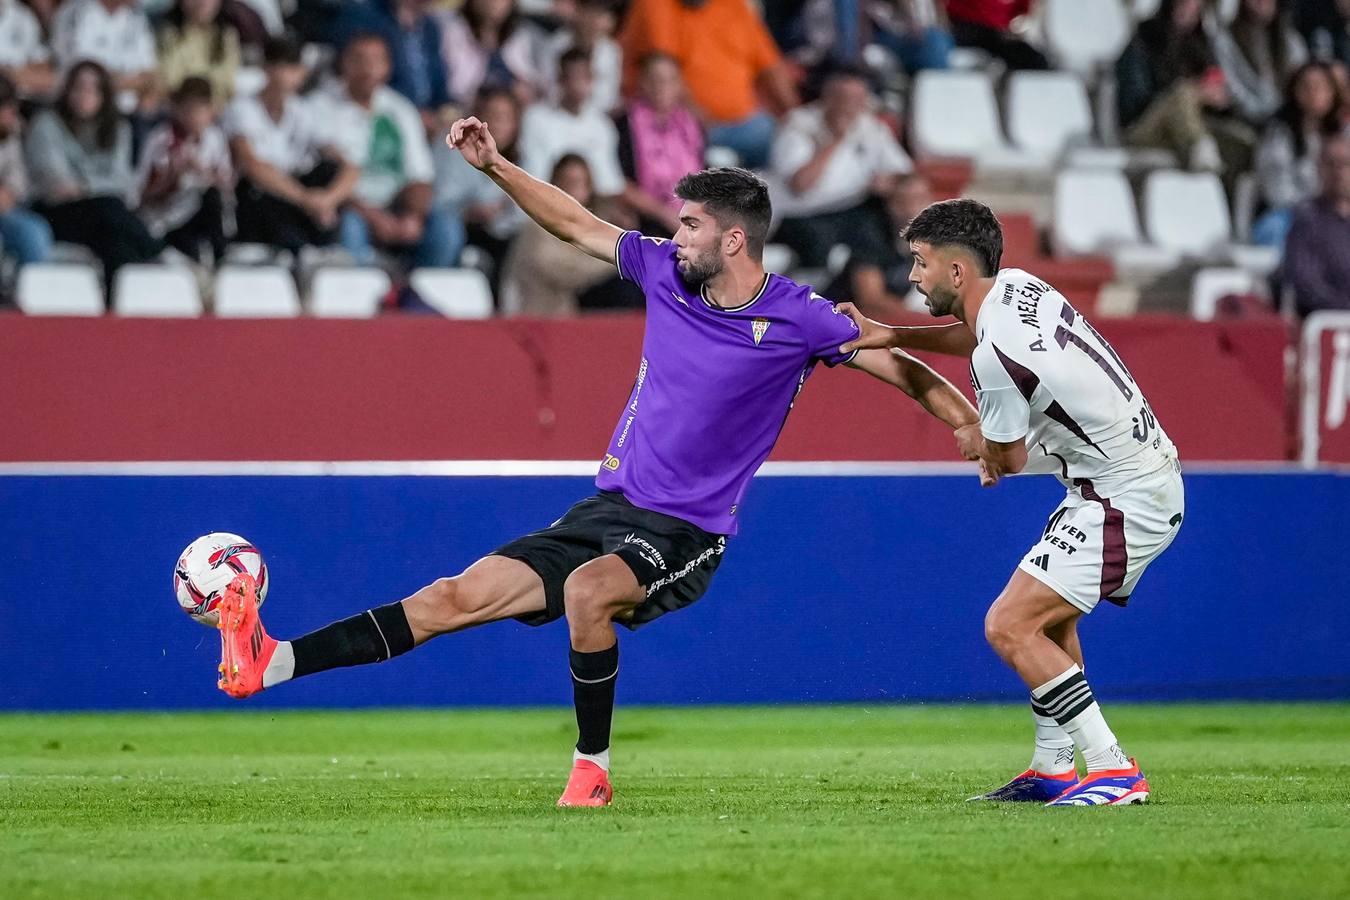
[{"xmin": 596, "ymin": 230, "xmax": 860, "ymax": 535}]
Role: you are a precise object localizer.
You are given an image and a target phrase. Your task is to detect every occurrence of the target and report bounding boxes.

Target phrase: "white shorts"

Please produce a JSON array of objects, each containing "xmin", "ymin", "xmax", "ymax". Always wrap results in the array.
[{"xmin": 1018, "ymin": 460, "xmax": 1185, "ymax": 614}]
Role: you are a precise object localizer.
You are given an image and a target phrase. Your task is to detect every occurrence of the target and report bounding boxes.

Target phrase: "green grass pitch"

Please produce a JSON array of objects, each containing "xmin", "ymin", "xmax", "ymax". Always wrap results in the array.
[{"xmin": 2, "ymin": 703, "xmax": 1347, "ymax": 899}]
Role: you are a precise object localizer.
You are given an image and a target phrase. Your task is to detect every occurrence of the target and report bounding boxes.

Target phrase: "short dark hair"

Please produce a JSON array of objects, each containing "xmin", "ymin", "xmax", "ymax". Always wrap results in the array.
[
  {"xmin": 674, "ymin": 167, "xmax": 772, "ymax": 259},
  {"xmin": 263, "ymin": 35, "xmax": 303, "ymax": 66},
  {"xmin": 638, "ymin": 50, "xmax": 679, "ymax": 74},
  {"xmin": 171, "ymin": 76, "xmax": 214, "ymax": 107},
  {"xmin": 344, "ymin": 30, "xmax": 389, "ymax": 57},
  {"xmin": 901, "ymin": 198, "xmax": 1004, "ymax": 276},
  {"xmin": 822, "ymin": 63, "xmax": 872, "ymax": 88},
  {"xmin": 559, "ymin": 46, "xmax": 592, "ymax": 71}
]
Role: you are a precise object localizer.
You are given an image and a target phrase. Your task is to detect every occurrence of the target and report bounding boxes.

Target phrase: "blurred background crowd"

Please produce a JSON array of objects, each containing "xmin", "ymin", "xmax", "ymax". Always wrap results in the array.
[{"xmin": 0, "ymin": 0, "xmax": 1346, "ymax": 319}]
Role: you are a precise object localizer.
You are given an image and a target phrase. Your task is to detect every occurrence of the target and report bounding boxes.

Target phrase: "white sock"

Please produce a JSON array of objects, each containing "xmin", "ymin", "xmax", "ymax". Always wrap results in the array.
[
  {"xmin": 261, "ymin": 641, "xmax": 295, "ymax": 688},
  {"xmin": 1031, "ymin": 665, "xmax": 1129, "ymax": 773},
  {"xmin": 573, "ymin": 747, "xmax": 610, "ymax": 772},
  {"xmin": 1028, "ymin": 700, "xmax": 1076, "ymax": 775}
]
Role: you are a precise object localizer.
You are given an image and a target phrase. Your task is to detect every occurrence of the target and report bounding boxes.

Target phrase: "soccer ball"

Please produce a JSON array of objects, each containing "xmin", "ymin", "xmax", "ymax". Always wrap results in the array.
[{"xmin": 174, "ymin": 533, "xmax": 269, "ymax": 626}]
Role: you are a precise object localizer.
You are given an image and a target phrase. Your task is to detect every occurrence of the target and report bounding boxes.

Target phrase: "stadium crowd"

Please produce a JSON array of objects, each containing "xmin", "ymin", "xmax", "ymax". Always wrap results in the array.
[{"xmin": 0, "ymin": 0, "xmax": 1347, "ymax": 317}]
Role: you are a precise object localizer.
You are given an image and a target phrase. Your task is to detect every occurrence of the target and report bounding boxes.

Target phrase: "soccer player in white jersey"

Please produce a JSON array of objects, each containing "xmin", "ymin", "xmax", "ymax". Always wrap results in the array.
[{"xmin": 839, "ymin": 199, "xmax": 1184, "ymax": 806}]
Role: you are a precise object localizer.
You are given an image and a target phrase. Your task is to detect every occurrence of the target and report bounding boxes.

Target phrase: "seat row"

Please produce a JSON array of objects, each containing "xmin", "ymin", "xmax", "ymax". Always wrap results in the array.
[{"xmin": 13, "ymin": 265, "xmax": 496, "ymax": 318}]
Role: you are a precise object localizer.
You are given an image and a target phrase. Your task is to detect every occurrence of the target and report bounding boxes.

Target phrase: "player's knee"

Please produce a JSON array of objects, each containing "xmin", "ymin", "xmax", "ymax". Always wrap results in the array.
[
  {"xmin": 983, "ymin": 604, "xmax": 1027, "ymax": 657},
  {"xmin": 562, "ymin": 570, "xmax": 618, "ymax": 626},
  {"xmin": 411, "ymin": 576, "xmax": 481, "ymax": 632}
]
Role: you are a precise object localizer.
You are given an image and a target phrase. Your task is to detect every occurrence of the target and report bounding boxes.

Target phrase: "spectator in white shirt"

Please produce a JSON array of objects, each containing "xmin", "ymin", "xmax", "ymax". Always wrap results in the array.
[
  {"xmin": 518, "ymin": 47, "xmax": 625, "ymax": 202},
  {"xmin": 310, "ymin": 31, "xmax": 458, "ymax": 269},
  {"xmin": 137, "ymin": 77, "xmax": 231, "ymax": 264},
  {"xmin": 544, "ymin": 0, "xmax": 622, "ymax": 114},
  {"xmin": 0, "ymin": 0, "xmax": 55, "ymax": 98},
  {"xmin": 51, "ymin": 0, "xmax": 160, "ymax": 112},
  {"xmin": 223, "ymin": 36, "xmax": 359, "ymax": 255},
  {"xmin": 768, "ymin": 65, "xmax": 912, "ymax": 268}
]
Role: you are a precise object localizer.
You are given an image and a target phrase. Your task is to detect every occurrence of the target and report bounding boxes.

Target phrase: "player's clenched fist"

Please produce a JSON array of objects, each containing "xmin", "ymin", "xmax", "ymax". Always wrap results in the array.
[{"xmin": 447, "ymin": 116, "xmax": 501, "ymax": 171}]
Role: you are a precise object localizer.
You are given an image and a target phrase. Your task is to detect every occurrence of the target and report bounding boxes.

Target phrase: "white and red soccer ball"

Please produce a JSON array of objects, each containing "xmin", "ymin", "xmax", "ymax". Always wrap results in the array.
[{"xmin": 174, "ymin": 533, "xmax": 269, "ymax": 626}]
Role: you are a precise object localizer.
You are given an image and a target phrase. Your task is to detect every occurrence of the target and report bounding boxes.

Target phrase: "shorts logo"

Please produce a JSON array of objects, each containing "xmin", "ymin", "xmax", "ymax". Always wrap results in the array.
[
  {"xmin": 752, "ymin": 317, "xmax": 770, "ymax": 346},
  {"xmin": 646, "ymin": 537, "xmax": 726, "ymax": 598},
  {"xmin": 623, "ymin": 533, "xmax": 666, "ymax": 570},
  {"xmin": 602, "ymin": 454, "xmax": 620, "ymax": 471}
]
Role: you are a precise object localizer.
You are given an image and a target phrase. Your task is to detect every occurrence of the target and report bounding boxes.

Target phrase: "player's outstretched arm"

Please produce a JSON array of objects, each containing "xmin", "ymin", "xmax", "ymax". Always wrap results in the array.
[
  {"xmin": 447, "ymin": 117, "xmax": 623, "ymax": 262},
  {"xmin": 836, "ymin": 303, "xmax": 978, "ymax": 357},
  {"xmin": 847, "ymin": 348, "xmax": 979, "ymax": 431}
]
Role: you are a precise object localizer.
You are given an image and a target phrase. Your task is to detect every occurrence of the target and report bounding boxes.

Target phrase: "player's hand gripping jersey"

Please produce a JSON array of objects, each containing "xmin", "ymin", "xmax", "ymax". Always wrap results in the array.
[{"xmin": 970, "ymin": 269, "xmax": 1177, "ymax": 488}]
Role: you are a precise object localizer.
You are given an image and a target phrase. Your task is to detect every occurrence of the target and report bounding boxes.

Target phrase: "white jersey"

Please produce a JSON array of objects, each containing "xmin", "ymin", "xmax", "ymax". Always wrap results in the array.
[{"xmin": 970, "ymin": 269, "xmax": 1177, "ymax": 488}]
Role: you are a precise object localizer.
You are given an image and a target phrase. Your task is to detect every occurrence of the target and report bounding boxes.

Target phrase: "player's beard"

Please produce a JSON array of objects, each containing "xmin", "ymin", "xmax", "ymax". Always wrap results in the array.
[
  {"xmin": 923, "ymin": 282, "xmax": 959, "ymax": 317},
  {"xmin": 677, "ymin": 245, "xmax": 723, "ymax": 286}
]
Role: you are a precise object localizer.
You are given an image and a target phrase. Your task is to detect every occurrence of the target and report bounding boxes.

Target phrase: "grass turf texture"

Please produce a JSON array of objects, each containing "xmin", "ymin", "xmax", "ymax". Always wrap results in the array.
[{"xmin": 2, "ymin": 704, "xmax": 1347, "ymax": 899}]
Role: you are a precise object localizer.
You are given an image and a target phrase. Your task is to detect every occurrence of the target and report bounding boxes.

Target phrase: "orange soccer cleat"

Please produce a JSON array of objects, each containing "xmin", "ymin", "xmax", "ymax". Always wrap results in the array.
[
  {"xmin": 216, "ymin": 573, "xmax": 277, "ymax": 699},
  {"xmin": 556, "ymin": 759, "xmax": 613, "ymax": 808}
]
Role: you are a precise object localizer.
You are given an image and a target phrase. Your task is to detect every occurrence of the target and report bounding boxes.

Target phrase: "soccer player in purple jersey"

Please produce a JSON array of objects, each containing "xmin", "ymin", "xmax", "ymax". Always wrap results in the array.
[{"xmin": 212, "ymin": 115, "xmax": 980, "ymax": 808}]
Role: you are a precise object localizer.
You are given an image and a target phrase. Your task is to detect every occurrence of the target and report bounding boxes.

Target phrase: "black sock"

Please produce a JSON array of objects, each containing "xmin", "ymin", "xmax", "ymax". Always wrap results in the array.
[
  {"xmin": 291, "ymin": 602, "xmax": 415, "ymax": 680},
  {"xmin": 570, "ymin": 643, "xmax": 619, "ymax": 755}
]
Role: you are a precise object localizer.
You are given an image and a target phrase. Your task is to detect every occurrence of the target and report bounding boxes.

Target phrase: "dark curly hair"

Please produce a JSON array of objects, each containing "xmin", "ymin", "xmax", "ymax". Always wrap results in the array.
[
  {"xmin": 674, "ymin": 167, "xmax": 772, "ymax": 259},
  {"xmin": 902, "ymin": 198, "xmax": 1004, "ymax": 277}
]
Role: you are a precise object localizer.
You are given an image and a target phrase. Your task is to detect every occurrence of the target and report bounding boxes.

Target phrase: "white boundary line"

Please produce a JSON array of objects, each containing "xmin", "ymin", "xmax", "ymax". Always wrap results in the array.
[{"xmin": 0, "ymin": 460, "xmax": 1343, "ymax": 476}]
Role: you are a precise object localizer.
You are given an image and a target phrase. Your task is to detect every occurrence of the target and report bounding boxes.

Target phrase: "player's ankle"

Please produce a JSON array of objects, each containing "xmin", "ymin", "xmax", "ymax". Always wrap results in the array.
[
  {"xmin": 573, "ymin": 747, "xmax": 611, "ymax": 772},
  {"xmin": 261, "ymin": 640, "xmax": 295, "ymax": 688},
  {"xmin": 1083, "ymin": 744, "xmax": 1131, "ymax": 773}
]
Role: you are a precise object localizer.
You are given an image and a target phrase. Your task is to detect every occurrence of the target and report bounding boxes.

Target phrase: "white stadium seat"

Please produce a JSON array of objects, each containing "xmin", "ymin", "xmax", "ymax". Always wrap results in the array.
[
  {"xmin": 1143, "ymin": 170, "xmax": 1232, "ymax": 258},
  {"xmin": 16, "ymin": 263, "xmax": 103, "ymax": 315},
  {"xmin": 409, "ymin": 267, "xmax": 494, "ymax": 318},
  {"xmin": 911, "ymin": 70, "xmax": 1021, "ymax": 167},
  {"xmin": 761, "ymin": 243, "xmax": 797, "ymax": 275},
  {"xmin": 1043, "ymin": 0, "xmax": 1132, "ymax": 75},
  {"xmin": 1131, "ymin": 0, "xmax": 1162, "ymax": 19},
  {"xmin": 112, "ymin": 264, "xmax": 203, "ymax": 317},
  {"xmin": 1006, "ymin": 71, "xmax": 1094, "ymax": 162},
  {"xmin": 1190, "ymin": 267, "xmax": 1257, "ymax": 321},
  {"xmin": 213, "ymin": 265, "xmax": 301, "ymax": 317},
  {"xmin": 309, "ymin": 266, "xmax": 391, "ymax": 318},
  {"xmin": 410, "ymin": 265, "xmax": 502, "ymax": 318},
  {"xmin": 1052, "ymin": 168, "xmax": 1142, "ymax": 255}
]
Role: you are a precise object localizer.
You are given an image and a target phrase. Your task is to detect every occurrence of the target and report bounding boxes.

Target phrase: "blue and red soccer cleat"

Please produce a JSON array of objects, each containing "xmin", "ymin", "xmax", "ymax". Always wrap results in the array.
[
  {"xmin": 1045, "ymin": 759, "xmax": 1151, "ymax": 806},
  {"xmin": 556, "ymin": 760, "xmax": 613, "ymax": 807},
  {"xmin": 216, "ymin": 573, "xmax": 276, "ymax": 699},
  {"xmin": 967, "ymin": 769, "xmax": 1079, "ymax": 803}
]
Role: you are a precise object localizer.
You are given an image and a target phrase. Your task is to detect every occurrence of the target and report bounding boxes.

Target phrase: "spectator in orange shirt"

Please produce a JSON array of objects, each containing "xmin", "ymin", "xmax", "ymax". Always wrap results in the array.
[{"xmin": 619, "ymin": 0, "xmax": 798, "ymax": 167}]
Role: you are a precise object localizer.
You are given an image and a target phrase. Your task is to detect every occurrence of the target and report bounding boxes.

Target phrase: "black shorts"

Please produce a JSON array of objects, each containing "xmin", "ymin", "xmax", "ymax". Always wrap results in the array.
[{"xmin": 492, "ymin": 491, "xmax": 727, "ymax": 629}]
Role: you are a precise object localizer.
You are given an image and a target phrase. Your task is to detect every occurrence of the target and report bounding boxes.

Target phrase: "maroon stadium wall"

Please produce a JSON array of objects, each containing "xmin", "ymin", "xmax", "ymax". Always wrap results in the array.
[{"xmin": 0, "ymin": 315, "xmax": 1289, "ymax": 462}]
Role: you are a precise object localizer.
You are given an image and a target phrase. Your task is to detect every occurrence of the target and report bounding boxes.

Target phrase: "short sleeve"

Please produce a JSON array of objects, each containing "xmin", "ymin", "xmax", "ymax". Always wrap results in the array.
[
  {"xmin": 803, "ymin": 293, "xmax": 861, "ymax": 367},
  {"xmin": 615, "ymin": 229, "xmax": 673, "ymax": 284},
  {"xmin": 129, "ymin": 14, "xmax": 157, "ymax": 71},
  {"xmin": 768, "ymin": 118, "xmax": 814, "ymax": 181},
  {"xmin": 220, "ymin": 98, "xmax": 250, "ymax": 139},
  {"xmin": 744, "ymin": 5, "xmax": 783, "ymax": 72},
  {"xmin": 588, "ymin": 117, "xmax": 626, "ymax": 197},
  {"xmin": 873, "ymin": 121, "xmax": 913, "ymax": 175},
  {"xmin": 397, "ymin": 103, "xmax": 434, "ymax": 183},
  {"xmin": 971, "ymin": 342, "xmax": 1033, "ymax": 442}
]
